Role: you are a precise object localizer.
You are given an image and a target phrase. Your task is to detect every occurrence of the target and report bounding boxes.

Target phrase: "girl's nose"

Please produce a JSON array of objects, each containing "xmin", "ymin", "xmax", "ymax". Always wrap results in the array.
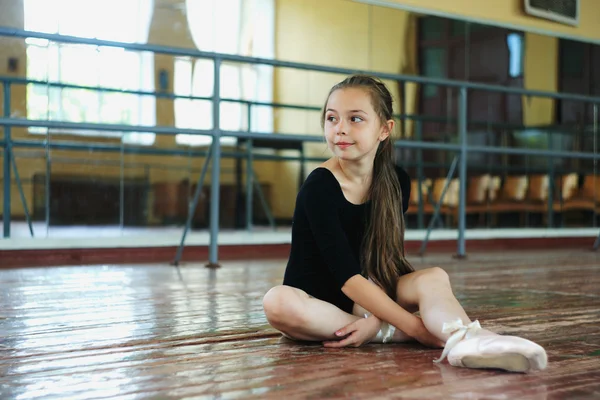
[{"xmin": 335, "ymin": 119, "xmax": 347, "ymax": 135}]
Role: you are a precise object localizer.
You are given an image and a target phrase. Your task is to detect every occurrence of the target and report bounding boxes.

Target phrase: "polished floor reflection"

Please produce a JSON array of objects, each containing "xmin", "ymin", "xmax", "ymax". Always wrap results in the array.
[{"xmin": 0, "ymin": 250, "xmax": 599, "ymax": 399}]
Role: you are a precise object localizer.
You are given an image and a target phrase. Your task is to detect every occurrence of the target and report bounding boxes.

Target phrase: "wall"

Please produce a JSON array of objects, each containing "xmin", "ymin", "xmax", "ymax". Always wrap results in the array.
[
  {"xmin": 273, "ymin": 0, "xmax": 417, "ymax": 218},
  {"xmin": 362, "ymin": 0, "xmax": 600, "ymax": 43},
  {"xmin": 358, "ymin": 0, "xmax": 593, "ymax": 130},
  {"xmin": 0, "ymin": 0, "xmax": 266, "ymax": 225},
  {"xmin": 0, "ymin": 0, "xmax": 28, "ymax": 219},
  {"xmin": 271, "ymin": 1, "xmax": 568, "ymax": 217},
  {"xmin": 0, "ymin": 0, "xmax": 590, "ymax": 225},
  {"xmin": 523, "ymin": 33, "xmax": 559, "ymax": 126}
]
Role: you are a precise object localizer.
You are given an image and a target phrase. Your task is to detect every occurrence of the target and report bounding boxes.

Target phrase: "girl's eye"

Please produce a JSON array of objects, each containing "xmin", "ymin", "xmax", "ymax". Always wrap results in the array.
[
  {"xmin": 326, "ymin": 115, "xmax": 337, "ymax": 122},
  {"xmin": 351, "ymin": 116, "xmax": 363, "ymax": 123}
]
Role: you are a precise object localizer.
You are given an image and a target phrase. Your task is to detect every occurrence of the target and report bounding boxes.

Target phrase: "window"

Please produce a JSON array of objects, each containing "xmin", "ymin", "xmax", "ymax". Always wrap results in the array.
[
  {"xmin": 507, "ymin": 33, "xmax": 524, "ymax": 78},
  {"xmin": 421, "ymin": 48, "xmax": 446, "ymax": 98},
  {"xmin": 24, "ymin": 0, "xmax": 156, "ymax": 145},
  {"xmin": 560, "ymin": 39, "xmax": 586, "ymax": 79},
  {"xmin": 420, "ymin": 16, "xmax": 444, "ymax": 40},
  {"xmin": 175, "ymin": 0, "xmax": 275, "ymax": 147}
]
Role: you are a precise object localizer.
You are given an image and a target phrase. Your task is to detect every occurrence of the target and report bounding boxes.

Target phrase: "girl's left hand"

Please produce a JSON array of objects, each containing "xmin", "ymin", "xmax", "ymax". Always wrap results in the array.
[{"xmin": 323, "ymin": 316, "xmax": 382, "ymax": 348}]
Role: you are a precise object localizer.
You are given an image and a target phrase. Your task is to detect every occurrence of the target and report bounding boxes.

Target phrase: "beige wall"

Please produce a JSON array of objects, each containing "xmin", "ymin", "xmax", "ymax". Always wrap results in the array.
[
  {"xmin": 273, "ymin": 0, "xmax": 418, "ymax": 218},
  {"xmin": 1, "ymin": 0, "xmax": 27, "ymax": 217},
  {"xmin": 368, "ymin": 0, "xmax": 600, "ymax": 42},
  {"xmin": 523, "ymin": 33, "xmax": 559, "ymax": 126},
  {"xmin": 0, "ymin": 0, "xmax": 592, "ymax": 223},
  {"xmin": 0, "ymin": 0, "xmax": 242, "ymax": 222}
]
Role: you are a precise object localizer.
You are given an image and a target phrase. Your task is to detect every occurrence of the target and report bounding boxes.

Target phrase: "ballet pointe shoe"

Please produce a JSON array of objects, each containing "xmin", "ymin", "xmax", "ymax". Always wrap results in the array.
[{"xmin": 433, "ymin": 319, "xmax": 548, "ymax": 373}]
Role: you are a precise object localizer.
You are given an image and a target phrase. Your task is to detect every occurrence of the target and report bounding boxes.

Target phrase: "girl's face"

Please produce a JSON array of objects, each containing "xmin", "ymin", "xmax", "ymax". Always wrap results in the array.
[{"xmin": 323, "ymin": 87, "xmax": 393, "ymax": 162}]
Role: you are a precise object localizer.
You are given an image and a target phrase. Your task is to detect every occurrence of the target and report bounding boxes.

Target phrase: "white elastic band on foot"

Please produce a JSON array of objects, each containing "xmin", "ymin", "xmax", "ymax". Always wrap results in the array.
[
  {"xmin": 433, "ymin": 319, "xmax": 481, "ymax": 363},
  {"xmin": 364, "ymin": 313, "xmax": 396, "ymax": 343}
]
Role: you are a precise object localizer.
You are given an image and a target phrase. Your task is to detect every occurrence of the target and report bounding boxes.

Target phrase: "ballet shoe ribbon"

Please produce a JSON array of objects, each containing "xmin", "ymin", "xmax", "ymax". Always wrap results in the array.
[
  {"xmin": 433, "ymin": 319, "xmax": 481, "ymax": 363},
  {"xmin": 364, "ymin": 313, "xmax": 396, "ymax": 344}
]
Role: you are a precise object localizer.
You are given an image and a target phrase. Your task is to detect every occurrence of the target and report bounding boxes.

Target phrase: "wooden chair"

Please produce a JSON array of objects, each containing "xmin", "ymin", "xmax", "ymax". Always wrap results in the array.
[
  {"xmin": 430, "ymin": 178, "xmax": 459, "ymax": 226},
  {"xmin": 406, "ymin": 177, "xmax": 455, "ymax": 227},
  {"xmin": 550, "ymin": 173, "xmax": 579, "ymax": 213},
  {"xmin": 487, "ymin": 175, "xmax": 530, "ymax": 226},
  {"xmin": 406, "ymin": 178, "xmax": 432, "ymax": 215},
  {"xmin": 447, "ymin": 174, "xmax": 492, "ymax": 226},
  {"xmin": 488, "ymin": 176, "xmax": 502, "ymax": 202},
  {"xmin": 562, "ymin": 175, "xmax": 600, "ymax": 214},
  {"xmin": 524, "ymin": 174, "xmax": 550, "ymax": 214},
  {"xmin": 561, "ymin": 173, "xmax": 580, "ymax": 202},
  {"xmin": 432, "ymin": 177, "xmax": 459, "ymax": 209}
]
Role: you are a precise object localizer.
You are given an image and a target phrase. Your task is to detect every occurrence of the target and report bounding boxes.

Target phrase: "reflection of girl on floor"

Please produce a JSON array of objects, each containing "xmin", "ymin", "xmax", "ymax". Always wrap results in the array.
[{"xmin": 262, "ymin": 74, "xmax": 547, "ymax": 373}]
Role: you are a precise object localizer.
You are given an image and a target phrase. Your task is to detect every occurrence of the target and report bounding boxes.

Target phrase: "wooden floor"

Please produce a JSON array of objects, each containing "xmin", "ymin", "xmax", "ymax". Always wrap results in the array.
[{"xmin": 0, "ymin": 250, "xmax": 599, "ymax": 399}]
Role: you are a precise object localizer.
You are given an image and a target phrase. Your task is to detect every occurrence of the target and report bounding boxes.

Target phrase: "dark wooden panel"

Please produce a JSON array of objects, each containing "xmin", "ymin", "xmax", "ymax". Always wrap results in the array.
[
  {"xmin": 558, "ymin": 39, "xmax": 600, "ymax": 125},
  {"xmin": 32, "ymin": 174, "xmax": 149, "ymax": 226}
]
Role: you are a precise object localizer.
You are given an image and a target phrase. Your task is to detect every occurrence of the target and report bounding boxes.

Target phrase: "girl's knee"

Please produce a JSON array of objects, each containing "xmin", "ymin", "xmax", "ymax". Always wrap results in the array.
[
  {"xmin": 262, "ymin": 285, "xmax": 306, "ymax": 329},
  {"xmin": 414, "ymin": 267, "xmax": 450, "ymax": 292},
  {"xmin": 427, "ymin": 267, "xmax": 449, "ymax": 282}
]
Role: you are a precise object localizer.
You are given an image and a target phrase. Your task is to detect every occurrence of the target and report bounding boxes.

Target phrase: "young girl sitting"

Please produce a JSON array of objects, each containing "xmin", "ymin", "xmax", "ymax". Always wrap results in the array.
[{"xmin": 262, "ymin": 74, "xmax": 547, "ymax": 373}]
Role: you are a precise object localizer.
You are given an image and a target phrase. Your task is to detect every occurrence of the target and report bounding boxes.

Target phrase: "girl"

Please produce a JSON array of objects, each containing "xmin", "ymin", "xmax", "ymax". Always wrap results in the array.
[{"xmin": 262, "ymin": 75, "xmax": 547, "ymax": 373}]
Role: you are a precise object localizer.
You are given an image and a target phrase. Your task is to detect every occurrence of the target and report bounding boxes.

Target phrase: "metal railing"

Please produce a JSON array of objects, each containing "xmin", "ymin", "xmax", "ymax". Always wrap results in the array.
[{"xmin": 1, "ymin": 26, "xmax": 599, "ymax": 264}]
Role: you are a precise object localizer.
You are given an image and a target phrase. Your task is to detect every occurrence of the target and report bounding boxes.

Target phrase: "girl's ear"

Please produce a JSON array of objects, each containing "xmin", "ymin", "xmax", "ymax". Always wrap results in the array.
[{"xmin": 380, "ymin": 119, "xmax": 394, "ymax": 141}]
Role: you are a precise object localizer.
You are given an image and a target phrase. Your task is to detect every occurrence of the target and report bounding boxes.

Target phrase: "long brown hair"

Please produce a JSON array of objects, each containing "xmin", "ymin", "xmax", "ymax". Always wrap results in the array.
[{"xmin": 320, "ymin": 75, "xmax": 414, "ymax": 300}]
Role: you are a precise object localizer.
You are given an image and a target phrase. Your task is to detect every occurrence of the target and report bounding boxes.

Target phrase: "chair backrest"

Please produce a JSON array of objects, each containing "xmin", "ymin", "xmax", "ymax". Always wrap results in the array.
[
  {"xmin": 431, "ymin": 178, "xmax": 459, "ymax": 207},
  {"xmin": 409, "ymin": 178, "xmax": 432, "ymax": 205},
  {"xmin": 467, "ymin": 174, "xmax": 491, "ymax": 204},
  {"xmin": 581, "ymin": 175, "xmax": 600, "ymax": 200},
  {"xmin": 526, "ymin": 174, "xmax": 549, "ymax": 202},
  {"xmin": 500, "ymin": 176, "xmax": 529, "ymax": 201},
  {"xmin": 560, "ymin": 173, "xmax": 579, "ymax": 201},
  {"xmin": 488, "ymin": 176, "xmax": 502, "ymax": 201}
]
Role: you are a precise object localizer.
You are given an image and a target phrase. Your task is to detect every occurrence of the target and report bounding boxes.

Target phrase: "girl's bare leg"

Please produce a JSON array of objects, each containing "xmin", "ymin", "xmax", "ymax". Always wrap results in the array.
[
  {"xmin": 262, "ymin": 285, "xmax": 412, "ymax": 342},
  {"xmin": 394, "ymin": 267, "xmax": 496, "ymax": 342},
  {"xmin": 396, "ymin": 267, "xmax": 547, "ymax": 372},
  {"xmin": 263, "ymin": 268, "xmax": 482, "ymax": 344},
  {"xmin": 262, "ymin": 285, "xmax": 359, "ymax": 341}
]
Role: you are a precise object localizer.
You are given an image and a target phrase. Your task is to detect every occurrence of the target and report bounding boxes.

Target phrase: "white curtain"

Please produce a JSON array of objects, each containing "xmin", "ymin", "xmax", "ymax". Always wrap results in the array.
[
  {"xmin": 177, "ymin": 0, "xmax": 274, "ymax": 147},
  {"xmin": 241, "ymin": 0, "xmax": 275, "ymax": 134},
  {"xmin": 23, "ymin": 0, "xmax": 156, "ymax": 145},
  {"xmin": 121, "ymin": 0, "xmax": 156, "ymax": 146}
]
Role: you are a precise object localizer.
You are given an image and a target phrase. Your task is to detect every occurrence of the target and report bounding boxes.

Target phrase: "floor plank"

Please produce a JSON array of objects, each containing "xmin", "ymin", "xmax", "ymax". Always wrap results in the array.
[{"xmin": 1, "ymin": 249, "xmax": 599, "ymax": 399}]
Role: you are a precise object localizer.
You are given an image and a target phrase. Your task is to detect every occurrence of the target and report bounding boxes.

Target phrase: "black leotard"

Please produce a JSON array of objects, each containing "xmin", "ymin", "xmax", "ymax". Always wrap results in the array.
[{"xmin": 282, "ymin": 165, "xmax": 411, "ymax": 314}]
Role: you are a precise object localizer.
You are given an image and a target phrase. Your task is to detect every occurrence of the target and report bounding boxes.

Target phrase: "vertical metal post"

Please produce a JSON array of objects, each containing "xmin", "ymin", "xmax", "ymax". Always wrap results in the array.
[
  {"xmin": 594, "ymin": 105, "xmax": 600, "ymax": 249},
  {"xmin": 419, "ymin": 155, "xmax": 459, "ymax": 256},
  {"xmin": 299, "ymin": 146, "xmax": 306, "ymax": 190},
  {"xmin": 246, "ymin": 138, "xmax": 254, "ymax": 231},
  {"xmin": 45, "ymin": 132, "xmax": 51, "ymax": 236},
  {"xmin": 173, "ymin": 146, "xmax": 213, "ymax": 266},
  {"xmin": 207, "ymin": 58, "xmax": 222, "ymax": 268},
  {"xmin": 119, "ymin": 138, "xmax": 125, "ymax": 230},
  {"xmin": 252, "ymin": 167, "xmax": 275, "ymax": 229},
  {"xmin": 246, "ymin": 104, "xmax": 253, "ymax": 231},
  {"xmin": 547, "ymin": 131, "xmax": 554, "ymax": 228},
  {"xmin": 593, "ymin": 104, "xmax": 598, "ymax": 230},
  {"xmin": 11, "ymin": 153, "xmax": 34, "ymax": 237},
  {"xmin": 400, "ymin": 81, "xmax": 406, "ymax": 138},
  {"xmin": 416, "ymin": 120, "xmax": 424, "ymax": 229},
  {"xmin": 457, "ymin": 87, "xmax": 468, "ymax": 258},
  {"xmin": 3, "ymin": 84, "xmax": 11, "ymax": 238}
]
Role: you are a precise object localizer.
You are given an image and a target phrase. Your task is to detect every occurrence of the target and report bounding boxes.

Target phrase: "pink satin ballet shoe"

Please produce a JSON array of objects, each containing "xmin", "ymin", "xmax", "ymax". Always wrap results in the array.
[{"xmin": 434, "ymin": 319, "xmax": 547, "ymax": 373}]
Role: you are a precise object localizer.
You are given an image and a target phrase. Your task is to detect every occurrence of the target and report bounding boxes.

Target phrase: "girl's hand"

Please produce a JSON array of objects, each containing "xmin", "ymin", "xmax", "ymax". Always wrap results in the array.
[{"xmin": 323, "ymin": 316, "xmax": 382, "ymax": 348}]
